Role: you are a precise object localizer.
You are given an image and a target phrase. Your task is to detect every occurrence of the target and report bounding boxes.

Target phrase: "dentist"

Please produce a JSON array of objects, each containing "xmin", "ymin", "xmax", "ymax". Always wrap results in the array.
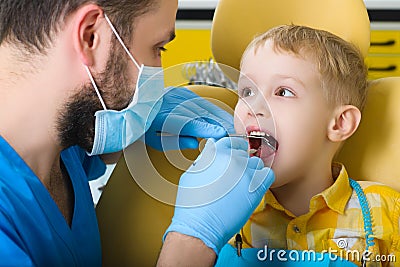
[{"xmin": 0, "ymin": 0, "xmax": 273, "ymax": 266}]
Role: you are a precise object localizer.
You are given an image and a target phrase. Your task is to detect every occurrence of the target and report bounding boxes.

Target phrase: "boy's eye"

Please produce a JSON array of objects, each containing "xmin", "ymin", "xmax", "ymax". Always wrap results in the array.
[
  {"xmin": 276, "ymin": 87, "xmax": 295, "ymax": 97},
  {"xmin": 239, "ymin": 87, "xmax": 255, "ymax": 98}
]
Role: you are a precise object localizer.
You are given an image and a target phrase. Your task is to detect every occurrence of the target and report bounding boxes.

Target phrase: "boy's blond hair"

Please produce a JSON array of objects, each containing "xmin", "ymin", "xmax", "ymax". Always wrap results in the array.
[{"xmin": 242, "ymin": 25, "xmax": 369, "ymax": 111}]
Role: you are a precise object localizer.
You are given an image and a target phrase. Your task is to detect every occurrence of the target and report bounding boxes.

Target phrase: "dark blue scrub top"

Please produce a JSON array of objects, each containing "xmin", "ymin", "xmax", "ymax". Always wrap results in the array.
[{"xmin": 0, "ymin": 136, "xmax": 106, "ymax": 266}]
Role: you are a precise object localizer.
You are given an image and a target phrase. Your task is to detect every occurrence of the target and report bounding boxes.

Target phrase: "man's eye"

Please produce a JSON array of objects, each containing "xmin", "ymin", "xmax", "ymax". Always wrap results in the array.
[
  {"xmin": 276, "ymin": 87, "xmax": 295, "ymax": 97},
  {"xmin": 157, "ymin": 47, "xmax": 168, "ymax": 56},
  {"xmin": 239, "ymin": 87, "xmax": 255, "ymax": 98}
]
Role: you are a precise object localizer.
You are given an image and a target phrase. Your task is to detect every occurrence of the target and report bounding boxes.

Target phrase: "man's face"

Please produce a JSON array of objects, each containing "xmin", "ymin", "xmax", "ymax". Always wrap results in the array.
[
  {"xmin": 234, "ymin": 41, "xmax": 334, "ymax": 188},
  {"xmin": 57, "ymin": 0, "xmax": 178, "ymax": 151}
]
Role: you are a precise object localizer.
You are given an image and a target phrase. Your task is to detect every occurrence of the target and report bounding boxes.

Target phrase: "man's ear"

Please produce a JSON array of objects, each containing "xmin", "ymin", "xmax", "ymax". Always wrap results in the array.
[
  {"xmin": 72, "ymin": 4, "xmax": 104, "ymax": 66},
  {"xmin": 327, "ymin": 105, "xmax": 361, "ymax": 142}
]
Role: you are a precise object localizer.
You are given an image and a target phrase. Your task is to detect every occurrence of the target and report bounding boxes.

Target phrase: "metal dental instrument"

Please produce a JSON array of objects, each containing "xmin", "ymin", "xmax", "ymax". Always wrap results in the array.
[
  {"xmin": 156, "ymin": 132, "xmax": 278, "ymax": 152},
  {"xmin": 234, "ymin": 233, "xmax": 243, "ymax": 257},
  {"xmin": 228, "ymin": 133, "xmax": 277, "ymax": 152}
]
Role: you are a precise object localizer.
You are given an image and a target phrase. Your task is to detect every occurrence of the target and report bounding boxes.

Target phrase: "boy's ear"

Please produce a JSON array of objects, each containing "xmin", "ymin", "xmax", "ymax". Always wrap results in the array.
[{"xmin": 327, "ymin": 105, "xmax": 361, "ymax": 142}]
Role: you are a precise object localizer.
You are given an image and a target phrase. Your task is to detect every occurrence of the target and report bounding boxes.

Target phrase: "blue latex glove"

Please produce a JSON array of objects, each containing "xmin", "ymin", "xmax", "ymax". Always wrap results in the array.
[
  {"xmin": 163, "ymin": 137, "xmax": 275, "ymax": 255},
  {"xmin": 145, "ymin": 87, "xmax": 235, "ymax": 151},
  {"xmin": 215, "ymin": 244, "xmax": 358, "ymax": 267}
]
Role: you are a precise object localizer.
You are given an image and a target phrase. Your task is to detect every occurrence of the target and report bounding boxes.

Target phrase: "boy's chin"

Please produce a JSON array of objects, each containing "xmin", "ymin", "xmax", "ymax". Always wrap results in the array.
[
  {"xmin": 268, "ymin": 179, "xmax": 286, "ymax": 190},
  {"xmin": 253, "ymin": 154, "xmax": 274, "ymax": 169}
]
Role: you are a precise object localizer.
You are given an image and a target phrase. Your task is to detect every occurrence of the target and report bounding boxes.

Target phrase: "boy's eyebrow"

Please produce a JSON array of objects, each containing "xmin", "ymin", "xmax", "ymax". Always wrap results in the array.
[{"xmin": 275, "ymin": 74, "xmax": 306, "ymax": 88}]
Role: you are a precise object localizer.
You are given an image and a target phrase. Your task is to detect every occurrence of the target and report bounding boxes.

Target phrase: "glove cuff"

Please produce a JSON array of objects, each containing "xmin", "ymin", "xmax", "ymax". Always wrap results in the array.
[{"xmin": 163, "ymin": 222, "xmax": 221, "ymax": 255}]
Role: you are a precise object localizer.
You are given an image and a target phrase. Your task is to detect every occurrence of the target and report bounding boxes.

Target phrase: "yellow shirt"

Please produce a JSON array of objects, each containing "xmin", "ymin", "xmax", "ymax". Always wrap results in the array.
[{"xmin": 233, "ymin": 164, "xmax": 400, "ymax": 266}]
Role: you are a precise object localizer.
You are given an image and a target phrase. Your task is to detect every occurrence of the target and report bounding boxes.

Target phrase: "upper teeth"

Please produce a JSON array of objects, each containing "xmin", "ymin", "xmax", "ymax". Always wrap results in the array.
[{"xmin": 249, "ymin": 131, "xmax": 266, "ymax": 136}]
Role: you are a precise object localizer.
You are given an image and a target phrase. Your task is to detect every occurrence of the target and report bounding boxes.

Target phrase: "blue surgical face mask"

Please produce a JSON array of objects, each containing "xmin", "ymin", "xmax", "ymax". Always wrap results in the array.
[{"xmin": 85, "ymin": 14, "xmax": 164, "ymax": 156}]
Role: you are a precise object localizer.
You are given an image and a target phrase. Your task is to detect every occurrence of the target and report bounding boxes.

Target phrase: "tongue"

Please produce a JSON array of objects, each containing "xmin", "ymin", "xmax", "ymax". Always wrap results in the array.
[
  {"xmin": 249, "ymin": 137, "xmax": 275, "ymax": 157},
  {"xmin": 259, "ymin": 143, "xmax": 275, "ymax": 158}
]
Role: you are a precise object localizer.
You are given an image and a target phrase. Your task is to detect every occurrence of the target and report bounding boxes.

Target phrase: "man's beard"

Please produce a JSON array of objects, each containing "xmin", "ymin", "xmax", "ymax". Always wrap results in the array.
[{"xmin": 56, "ymin": 42, "xmax": 134, "ymax": 152}]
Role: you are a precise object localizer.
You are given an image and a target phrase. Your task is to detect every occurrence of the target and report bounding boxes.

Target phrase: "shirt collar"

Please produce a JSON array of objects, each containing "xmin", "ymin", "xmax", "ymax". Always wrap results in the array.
[
  {"xmin": 264, "ymin": 191, "xmax": 297, "ymax": 217},
  {"xmin": 264, "ymin": 163, "xmax": 353, "ymax": 216},
  {"xmin": 318, "ymin": 163, "xmax": 353, "ymax": 214}
]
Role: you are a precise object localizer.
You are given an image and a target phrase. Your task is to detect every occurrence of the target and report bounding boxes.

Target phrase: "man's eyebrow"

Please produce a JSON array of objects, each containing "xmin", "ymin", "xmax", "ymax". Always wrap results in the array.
[
  {"xmin": 168, "ymin": 30, "xmax": 176, "ymax": 42},
  {"xmin": 155, "ymin": 30, "xmax": 176, "ymax": 46}
]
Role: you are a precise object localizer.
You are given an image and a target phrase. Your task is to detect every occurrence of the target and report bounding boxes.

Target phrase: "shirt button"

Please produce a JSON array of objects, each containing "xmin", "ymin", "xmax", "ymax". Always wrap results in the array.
[{"xmin": 293, "ymin": 225, "xmax": 300, "ymax": 233}]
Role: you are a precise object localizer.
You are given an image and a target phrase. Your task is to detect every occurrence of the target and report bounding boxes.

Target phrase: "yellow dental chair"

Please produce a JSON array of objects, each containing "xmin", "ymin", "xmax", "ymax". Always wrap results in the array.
[
  {"xmin": 336, "ymin": 77, "xmax": 400, "ymax": 191},
  {"xmin": 96, "ymin": 0, "xmax": 399, "ymax": 266}
]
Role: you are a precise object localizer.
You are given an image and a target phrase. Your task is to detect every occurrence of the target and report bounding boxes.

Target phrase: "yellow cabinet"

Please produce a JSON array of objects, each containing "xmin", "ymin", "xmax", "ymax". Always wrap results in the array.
[
  {"xmin": 162, "ymin": 23, "xmax": 400, "ymax": 81},
  {"xmin": 162, "ymin": 27, "xmax": 213, "ymax": 87},
  {"xmin": 369, "ymin": 30, "xmax": 400, "ymax": 54},
  {"xmin": 367, "ymin": 28, "xmax": 400, "ymax": 79},
  {"xmin": 366, "ymin": 54, "xmax": 400, "ymax": 79},
  {"xmin": 162, "ymin": 29, "xmax": 213, "ymax": 68}
]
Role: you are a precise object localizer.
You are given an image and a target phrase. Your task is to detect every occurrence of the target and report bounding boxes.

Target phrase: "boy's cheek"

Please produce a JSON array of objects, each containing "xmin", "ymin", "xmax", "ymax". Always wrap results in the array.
[
  {"xmin": 233, "ymin": 117, "xmax": 241, "ymax": 133},
  {"xmin": 233, "ymin": 111, "xmax": 246, "ymax": 134}
]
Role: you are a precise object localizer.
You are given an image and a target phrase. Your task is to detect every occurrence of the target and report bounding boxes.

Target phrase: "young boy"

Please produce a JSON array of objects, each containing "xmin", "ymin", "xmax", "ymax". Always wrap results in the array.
[{"xmin": 229, "ymin": 25, "xmax": 399, "ymax": 266}]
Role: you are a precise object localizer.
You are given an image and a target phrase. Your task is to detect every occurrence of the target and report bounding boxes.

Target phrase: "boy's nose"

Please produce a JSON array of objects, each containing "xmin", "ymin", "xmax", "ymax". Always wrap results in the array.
[
  {"xmin": 246, "ymin": 95, "xmax": 271, "ymax": 118},
  {"xmin": 247, "ymin": 110, "xmax": 266, "ymax": 118}
]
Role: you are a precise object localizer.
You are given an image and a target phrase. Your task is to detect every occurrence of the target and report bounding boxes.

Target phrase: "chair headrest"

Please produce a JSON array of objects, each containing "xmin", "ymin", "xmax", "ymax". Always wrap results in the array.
[
  {"xmin": 211, "ymin": 0, "xmax": 371, "ymax": 82},
  {"xmin": 336, "ymin": 77, "xmax": 400, "ymax": 192}
]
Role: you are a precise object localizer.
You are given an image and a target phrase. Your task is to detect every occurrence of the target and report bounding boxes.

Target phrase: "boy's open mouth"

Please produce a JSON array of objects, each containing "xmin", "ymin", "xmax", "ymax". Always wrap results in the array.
[{"xmin": 248, "ymin": 130, "xmax": 278, "ymax": 158}]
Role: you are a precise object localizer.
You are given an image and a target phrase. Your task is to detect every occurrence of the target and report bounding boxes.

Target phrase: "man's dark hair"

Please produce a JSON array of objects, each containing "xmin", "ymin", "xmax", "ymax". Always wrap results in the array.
[{"xmin": 0, "ymin": 0, "xmax": 157, "ymax": 53}]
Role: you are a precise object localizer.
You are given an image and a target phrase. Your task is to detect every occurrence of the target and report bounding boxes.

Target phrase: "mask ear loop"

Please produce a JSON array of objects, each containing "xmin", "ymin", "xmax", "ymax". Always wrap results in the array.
[
  {"xmin": 104, "ymin": 14, "xmax": 141, "ymax": 70},
  {"xmin": 84, "ymin": 65, "xmax": 108, "ymax": 110}
]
